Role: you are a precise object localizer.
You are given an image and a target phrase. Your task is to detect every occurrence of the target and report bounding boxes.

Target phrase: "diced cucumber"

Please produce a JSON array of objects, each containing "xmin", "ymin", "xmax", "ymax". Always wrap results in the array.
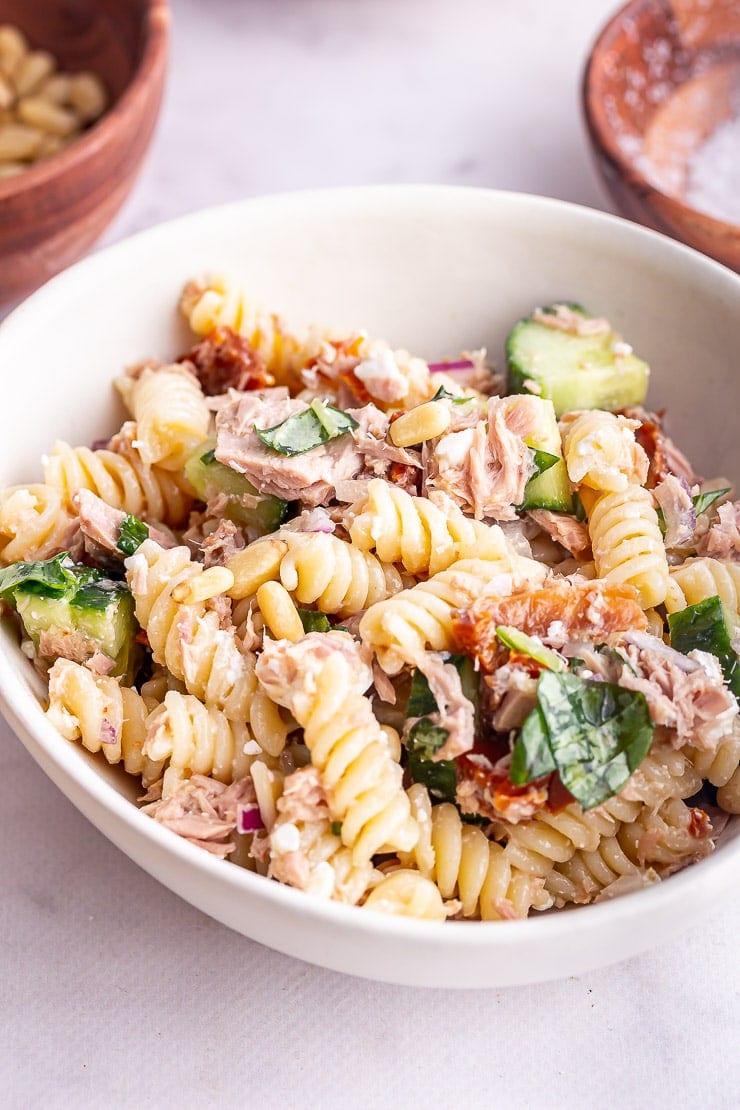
[
  {"xmin": 506, "ymin": 304, "xmax": 650, "ymax": 417},
  {"xmin": 517, "ymin": 395, "xmax": 573, "ymax": 512},
  {"xmin": 669, "ymin": 595, "xmax": 740, "ymax": 701},
  {"xmin": 16, "ymin": 583, "xmax": 137, "ymax": 682},
  {"xmin": 185, "ymin": 440, "xmax": 289, "ymax": 536}
]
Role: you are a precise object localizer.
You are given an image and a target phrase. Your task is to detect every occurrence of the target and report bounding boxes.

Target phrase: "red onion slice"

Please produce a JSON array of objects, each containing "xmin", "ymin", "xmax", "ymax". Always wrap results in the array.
[{"xmin": 237, "ymin": 803, "xmax": 265, "ymax": 834}]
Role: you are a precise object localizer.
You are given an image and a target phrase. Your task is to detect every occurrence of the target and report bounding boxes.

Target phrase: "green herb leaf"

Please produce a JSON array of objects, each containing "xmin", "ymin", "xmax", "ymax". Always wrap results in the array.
[
  {"xmin": 495, "ymin": 626, "xmax": 566, "ymax": 671},
  {"xmin": 199, "ymin": 448, "xmax": 217, "ymax": 465},
  {"xmin": 405, "ymin": 721, "xmax": 458, "ymax": 802},
  {"xmin": 256, "ymin": 402, "xmax": 358, "ymax": 456},
  {"xmin": 669, "ymin": 595, "xmax": 740, "ymax": 701},
  {"xmin": 70, "ymin": 577, "xmax": 129, "ymax": 611},
  {"xmin": 573, "ymin": 492, "xmax": 587, "ymax": 523},
  {"xmin": 511, "ymin": 671, "xmax": 653, "ymax": 809},
  {"xmin": 693, "ymin": 487, "xmax": 731, "ymax": 517},
  {"xmin": 510, "ymin": 706, "xmax": 556, "ymax": 783},
  {"xmin": 298, "ymin": 609, "xmax": 332, "ymax": 634},
  {"xmin": 529, "ymin": 448, "xmax": 559, "ymax": 480},
  {"xmin": 0, "ymin": 553, "xmax": 78, "ymax": 604},
  {"xmin": 330, "ymin": 821, "xmax": 342, "ymax": 837},
  {"xmin": 430, "ymin": 385, "xmax": 476, "ymax": 405},
  {"xmin": 116, "ymin": 514, "xmax": 150, "ymax": 557}
]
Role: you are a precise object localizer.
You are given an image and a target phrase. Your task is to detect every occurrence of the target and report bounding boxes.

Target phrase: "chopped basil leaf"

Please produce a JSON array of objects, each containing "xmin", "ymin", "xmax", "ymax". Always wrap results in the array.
[
  {"xmin": 0, "ymin": 553, "xmax": 77, "ymax": 603},
  {"xmin": 669, "ymin": 595, "xmax": 740, "ymax": 701},
  {"xmin": 529, "ymin": 448, "xmax": 559, "ymax": 480},
  {"xmin": 511, "ymin": 671, "xmax": 653, "ymax": 809},
  {"xmin": 200, "ymin": 448, "xmax": 217, "ymax": 465},
  {"xmin": 256, "ymin": 402, "xmax": 358, "ymax": 456},
  {"xmin": 404, "ymin": 654, "xmax": 477, "ymax": 802},
  {"xmin": 330, "ymin": 821, "xmax": 342, "ymax": 837},
  {"xmin": 572, "ymin": 492, "xmax": 587, "ymax": 523},
  {"xmin": 70, "ymin": 578, "xmax": 129, "ymax": 611},
  {"xmin": 510, "ymin": 705, "xmax": 556, "ymax": 783},
  {"xmin": 495, "ymin": 626, "xmax": 565, "ymax": 671},
  {"xmin": 431, "ymin": 384, "xmax": 475, "ymax": 405},
  {"xmin": 298, "ymin": 609, "xmax": 332, "ymax": 634},
  {"xmin": 693, "ymin": 487, "xmax": 731, "ymax": 517},
  {"xmin": 116, "ymin": 514, "xmax": 150, "ymax": 556},
  {"xmin": 405, "ymin": 721, "xmax": 458, "ymax": 802}
]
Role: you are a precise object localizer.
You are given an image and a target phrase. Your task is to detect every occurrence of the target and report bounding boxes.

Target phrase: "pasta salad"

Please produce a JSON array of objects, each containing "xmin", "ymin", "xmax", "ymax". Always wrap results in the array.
[{"xmin": 1, "ymin": 280, "xmax": 738, "ymax": 923}]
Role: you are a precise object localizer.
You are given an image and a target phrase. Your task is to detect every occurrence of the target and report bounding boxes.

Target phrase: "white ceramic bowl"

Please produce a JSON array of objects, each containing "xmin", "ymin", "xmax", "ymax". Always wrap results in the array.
[{"xmin": 1, "ymin": 186, "xmax": 739, "ymax": 988}]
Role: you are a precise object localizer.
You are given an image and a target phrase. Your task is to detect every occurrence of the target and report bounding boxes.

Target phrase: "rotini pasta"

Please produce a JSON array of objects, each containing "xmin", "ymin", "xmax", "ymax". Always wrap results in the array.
[
  {"xmin": 360, "ymin": 554, "xmax": 547, "ymax": 674},
  {"xmin": 46, "ymin": 659, "xmax": 163, "ymax": 785},
  {"xmin": 0, "ymin": 483, "xmax": 76, "ymax": 564},
  {"xmin": 125, "ymin": 539, "xmax": 257, "ymax": 720},
  {"xmin": 115, "ymin": 365, "xmax": 211, "ymax": 472},
  {"xmin": 589, "ymin": 485, "xmax": 669, "ymax": 608},
  {"xmin": 144, "ymin": 690, "xmax": 255, "ymax": 797},
  {"xmin": 45, "ymin": 439, "xmax": 192, "ymax": 526},
  {"xmin": 562, "ymin": 410, "xmax": 648, "ymax": 491},
  {"xmin": 665, "ymin": 557, "xmax": 740, "ymax": 617},
  {"xmin": 349, "ymin": 478, "xmax": 509, "ymax": 577}
]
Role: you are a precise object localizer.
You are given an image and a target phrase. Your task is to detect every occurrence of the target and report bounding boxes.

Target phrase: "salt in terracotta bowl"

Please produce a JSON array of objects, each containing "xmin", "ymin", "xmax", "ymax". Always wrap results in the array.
[{"xmin": 583, "ymin": 0, "xmax": 740, "ymax": 271}]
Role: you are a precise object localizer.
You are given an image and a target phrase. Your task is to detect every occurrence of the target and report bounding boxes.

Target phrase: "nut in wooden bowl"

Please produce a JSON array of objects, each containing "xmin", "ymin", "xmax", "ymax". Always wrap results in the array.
[
  {"xmin": 583, "ymin": 0, "xmax": 740, "ymax": 271},
  {"xmin": 0, "ymin": 0, "xmax": 168, "ymax": 304}
]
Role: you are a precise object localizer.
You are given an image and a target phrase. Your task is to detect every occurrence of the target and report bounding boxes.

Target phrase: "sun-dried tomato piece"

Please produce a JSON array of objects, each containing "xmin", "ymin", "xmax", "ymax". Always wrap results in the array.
[
  {"xmin": 452, "ymin": 579, "xmax": 647, "ymax": 672},
  {"xmin": 181, "ymin": 326, "xmax": 272, "ymax": 395},
  {"xmin": 688, "ymin": 807, "xmax": 713, "ymax": 839}
]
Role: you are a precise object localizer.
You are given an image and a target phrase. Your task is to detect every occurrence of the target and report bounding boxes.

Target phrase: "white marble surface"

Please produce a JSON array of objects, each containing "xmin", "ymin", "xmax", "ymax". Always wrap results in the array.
[{"xmin": 2, "ymin": 1, "xmax": 739, "ymax": 1106}]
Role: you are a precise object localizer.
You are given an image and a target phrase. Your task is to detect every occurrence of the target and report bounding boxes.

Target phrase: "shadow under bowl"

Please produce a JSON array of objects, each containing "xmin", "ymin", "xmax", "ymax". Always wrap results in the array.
[
  {"xmin": 583, "ymin": 0, "xmax": 740, "ymax": 270},
  {"xmin": 0, "ymin": 0, "xmax": 168, "ymax": 303}
]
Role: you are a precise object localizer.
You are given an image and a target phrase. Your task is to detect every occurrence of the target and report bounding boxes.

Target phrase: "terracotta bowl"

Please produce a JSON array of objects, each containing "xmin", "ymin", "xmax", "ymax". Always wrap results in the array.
[
  {"xmin": 0, "ymin": 0, "xmax": 168, "ymax": 303},
  {"xmin": 584, "ymin": 0, "xmax": 740, "ymax": 271}
]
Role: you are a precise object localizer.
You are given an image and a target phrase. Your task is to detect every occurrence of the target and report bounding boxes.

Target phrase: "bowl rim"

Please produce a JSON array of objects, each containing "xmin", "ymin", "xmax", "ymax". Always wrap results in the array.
[
  {"xmin": 1, "ymin": 183, "xmax": 739, "ymax": 966},
  {"xmin": 0, "ymin": 0, "xmax": 169, "ymax": 202},
  {"xmin": 582, "ymin": 0, "xmax": 740, "ymax": 235}
]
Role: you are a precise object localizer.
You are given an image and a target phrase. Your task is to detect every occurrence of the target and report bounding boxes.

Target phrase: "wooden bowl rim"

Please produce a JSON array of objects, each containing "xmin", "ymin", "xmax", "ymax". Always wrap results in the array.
[
  {"xmin": 0, "ymin": 0, "xmax": 169, "ymax": 201},
  {"xmin": 582, "ymin": 0, "xmax": 740, "ymax": 235}
]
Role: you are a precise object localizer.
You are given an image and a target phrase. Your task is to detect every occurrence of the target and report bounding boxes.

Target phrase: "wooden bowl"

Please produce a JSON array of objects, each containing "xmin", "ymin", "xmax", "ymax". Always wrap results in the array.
[
  {"xmin": 583, "ymin": 0, "xmax": 740, "ymax": 271},
  {"xmin": 0, "ymin": 0, "xmax": 168, "ymax": 303}
]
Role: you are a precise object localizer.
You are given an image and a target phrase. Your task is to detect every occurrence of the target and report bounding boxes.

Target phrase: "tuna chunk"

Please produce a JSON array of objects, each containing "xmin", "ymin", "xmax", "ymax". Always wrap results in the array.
[
  {"xmin": 143, "ymin": 773, "xmax": 255, "ymax": 858},
  {"xmin": 652, "ymin": 475, "xmax": 695, "ymax": 549},
  {"xmin": 409, "ymin": 653, "xmax": 475, "ymax": 761},
  {"xmin": 619, "ymin": 632, "xmax": 738, "ymax": 750},
  {"xmin": 256, "ymin": 631, "xmax": 374, "ymax": 714},
  {"xmin": 697, "ymin": 500, "xmax": 740, "ymax": 560},
  {"xmin": 215, "ymin": 387, "xmax": 362, "ymax": 506},
  {"xmin": 74, "ymin": 489, "xmax": 176, "ymax": 564},
  {"xmin": 527, "ymin": 509, "xmax": 591, "ymax": 557},
  {"xmin": 428, "ymin": 396, "xmax": 536, "ymax": 520}
]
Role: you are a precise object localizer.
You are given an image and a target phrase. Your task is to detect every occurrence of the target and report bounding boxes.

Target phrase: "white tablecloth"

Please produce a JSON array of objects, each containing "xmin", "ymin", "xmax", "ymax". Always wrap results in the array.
[{"xmin": 3, "ymin": 2, "xmax": 738, "ymax": 1105}]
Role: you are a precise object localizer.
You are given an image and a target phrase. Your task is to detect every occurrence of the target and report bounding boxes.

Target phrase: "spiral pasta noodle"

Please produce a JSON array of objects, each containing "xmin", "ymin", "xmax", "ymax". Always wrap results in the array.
[
  {"xmin": 180, "ymin": 276, "xmax": 328, "ymax": 388},
  {"xmin": 360, "ymin": 554, "xmax": 546, "ymax": 674},
  {"xmin": 363, "ymin": 869, "xmax": 447, "ymax": 920},
  {"xmin": 44, "ymin": 440, "xmax": 192, "ymax": 527},
  {"xmin": 125, "ymin": 539, "xmax": 257, "ymax": 720},
  {"xmin": 256, "ymin": 643, "xmax": 418, "ymax": 864},
  {"xmin": 665, "ymin": 557, "xmax": 740, "ymax": 617},
  {"xmin": 562, "ymin": 410, "xmax": 648, "ymax": 491},
  {"xmin": 277, "ymin": 532, "xmax": 404, "ymax": 618},
  {"xmin": 0, "ymin": 483, "xmax": 76, "ymax": 564},
  {"xmin": 588, "ymin": 486, "xmax": 669, "ymax": 608},
  {"xmin": 144, "ymin": 690, "xmax": 255, "ymax": 797},
  {"xmin": 46, "ymin": 659, "xmax": 164, "ymax": 785},
  {"xmin": 687, "ymin": 723, "xmax": 740, "ymax": 814},
  {"xmin": 349, "ymin": 479, "xmax": 509, "ymax": 577},
  {"xmin": 115, "ymin": 365, "xmax": 211, "ymax": 472},
  {"xmin": 399, "ymin": 791, "xmax": 552, "ymax": 920}
]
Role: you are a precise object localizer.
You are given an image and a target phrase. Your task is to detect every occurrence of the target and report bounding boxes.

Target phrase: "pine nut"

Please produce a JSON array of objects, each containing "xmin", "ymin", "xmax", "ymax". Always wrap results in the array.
[
  {"xmin": 0, "ymin": 122, "xmax": 44, "ymax": 160},
  {"xmin": 12, "ymin": 50, "xmax": 55, "ymax": 97},
  {"xmin": 17, "ymin": 96, "xmax": 78, "ymax": 137},
  {"xmin": 227, "ymin": 539, "xmax": 288, "ymax": 599},
  {"xmin": 257, "ymin": 581, "xmax": 305, "ymax": 642},
  {"xmin": 0, "ymin": 25, "xmax": 27, "ymax": 77},
  {"xmin": 171, "ymin": 566, "xmax": 235, "ymax": 605},
  {"xmin": 389, "ymin": 401, "xmax": 451, "ymax": 447},
  {"xmin": 68, "ymin": 72, "xmax": 107, "ymax": 122}
]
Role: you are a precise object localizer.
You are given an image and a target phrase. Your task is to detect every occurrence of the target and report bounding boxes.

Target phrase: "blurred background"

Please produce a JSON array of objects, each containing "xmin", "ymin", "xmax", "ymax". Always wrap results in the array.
[{"xmin": 105, "ymin": 0, "xmax": 612, "ymax": 241}]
